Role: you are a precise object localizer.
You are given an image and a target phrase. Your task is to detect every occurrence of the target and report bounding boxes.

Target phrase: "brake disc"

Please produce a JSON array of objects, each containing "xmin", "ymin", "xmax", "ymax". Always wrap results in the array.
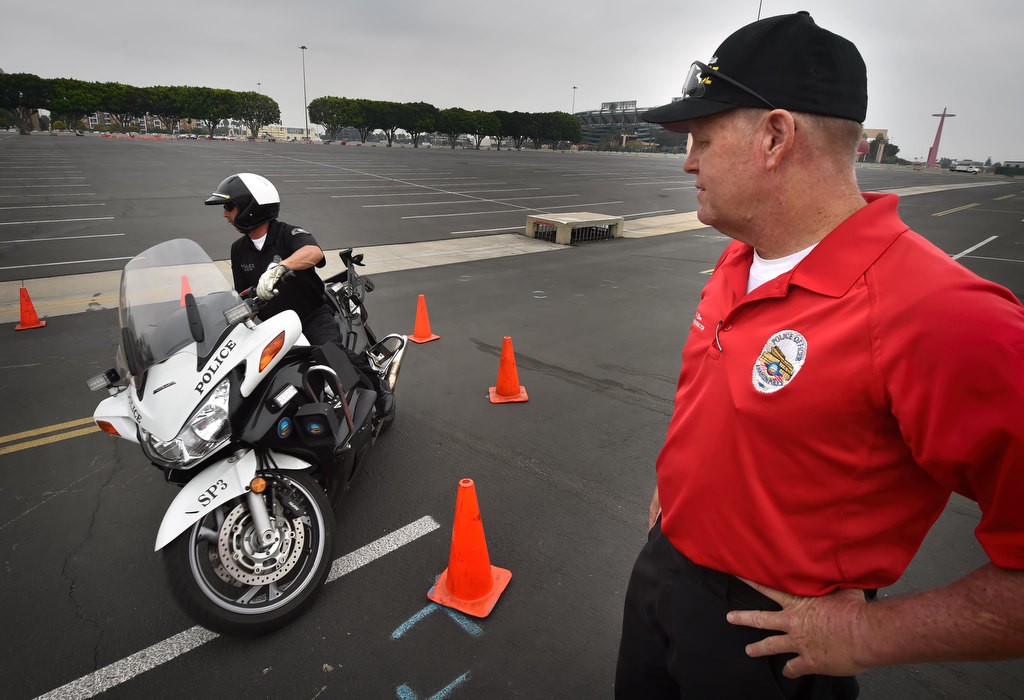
[{"xmin": 216, "ymin": 500, "xmax": 306, "ymax": 586}]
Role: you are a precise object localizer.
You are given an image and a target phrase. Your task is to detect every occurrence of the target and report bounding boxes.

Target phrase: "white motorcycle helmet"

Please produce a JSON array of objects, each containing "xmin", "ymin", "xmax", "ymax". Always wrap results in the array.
[{"xmin": 204, "ymin": 173, "xmax": 281, "ymax": 233}]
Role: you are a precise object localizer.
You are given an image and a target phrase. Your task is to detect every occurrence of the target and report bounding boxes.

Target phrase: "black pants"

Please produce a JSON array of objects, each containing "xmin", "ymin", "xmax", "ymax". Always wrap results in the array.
[
  {"xmin": 303, "ymin": 304, "xmax": 381, "ymax": 394},
  {"xmin": 614, "ymin": 519, "xmax": 859, "ymax": 700},
  {"xmin": 302, "ymin": 304, "xmax": 344, "ymax": 348}
]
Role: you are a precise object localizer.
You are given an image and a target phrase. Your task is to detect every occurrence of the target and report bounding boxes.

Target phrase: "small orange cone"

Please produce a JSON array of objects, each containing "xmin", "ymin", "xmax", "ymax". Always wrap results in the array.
[
  {"xmin": 428, "ymin": 478, "xmax": 511, "ymax": 618},
  {"xmin": 409, "ymin": 294, "xmax": 439, "ymax": 343},
  {"xmin": 180, "ymin": 275, "xmax": 193, "ymax": 307},
  {"xmin": 488, "ymin": 336, "xmax": 528, "ymax": 403},
  {"xmin": 15, "ymin": 287, "xmax": 46, "ymax": 331}
]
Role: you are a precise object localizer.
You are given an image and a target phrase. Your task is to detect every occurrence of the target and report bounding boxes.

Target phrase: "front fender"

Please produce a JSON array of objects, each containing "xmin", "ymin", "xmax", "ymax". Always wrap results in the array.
[{"xmin": 154, "ymin": 449, "xmax": 313, "ymax": 551}]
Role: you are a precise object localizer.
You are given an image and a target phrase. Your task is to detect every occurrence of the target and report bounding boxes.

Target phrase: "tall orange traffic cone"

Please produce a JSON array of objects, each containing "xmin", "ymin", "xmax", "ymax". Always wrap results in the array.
[
  {"xmin": 409, "ymin": 294, "xmax": 439, "ymax": 343},
  {"xmin": 180, "ymin": 275, "xmax": 193, "ymax": 307},
  {"xmin": 488, "ymin": 336, "xmax": 528, "ymax": 403},
  {"xmin": 428, "ymin": 478, "xmax": 511, "ymax": 618},
  {"xmin": 15, "ymin": 287, "xmax": 45, "ymax": 331}
]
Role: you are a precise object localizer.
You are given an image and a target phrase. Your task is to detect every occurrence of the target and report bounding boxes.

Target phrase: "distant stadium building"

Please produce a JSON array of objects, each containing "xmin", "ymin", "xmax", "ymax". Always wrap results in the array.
[{"xmin": 575, "ymin": 100, "xmax": 665, "ymax": 148}]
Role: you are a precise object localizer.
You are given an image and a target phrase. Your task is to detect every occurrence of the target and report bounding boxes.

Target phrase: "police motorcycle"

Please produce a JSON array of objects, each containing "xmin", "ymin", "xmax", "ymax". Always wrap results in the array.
[{"xmin": 88, "ymin": 238, "xmax": 407, "ymax": 635}]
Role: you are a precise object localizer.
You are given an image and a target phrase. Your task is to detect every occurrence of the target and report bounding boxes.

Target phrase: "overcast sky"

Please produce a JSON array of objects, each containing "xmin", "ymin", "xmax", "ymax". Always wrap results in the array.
[{"xmin": 4, "ymin": 0, "xmax": 1021, "ymax": 162}]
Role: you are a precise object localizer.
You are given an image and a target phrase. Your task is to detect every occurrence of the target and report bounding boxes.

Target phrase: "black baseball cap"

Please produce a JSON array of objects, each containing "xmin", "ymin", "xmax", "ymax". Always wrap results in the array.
[{"xmin": 643, "ymin": 11, "xmax": 867, "ymax": 129}]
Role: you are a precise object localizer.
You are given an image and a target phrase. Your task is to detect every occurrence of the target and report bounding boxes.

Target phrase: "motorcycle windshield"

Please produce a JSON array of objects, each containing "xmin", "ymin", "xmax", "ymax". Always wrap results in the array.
[{"xmin": 119, "ymin": 239, "xmax": 240, "ymax": 378}]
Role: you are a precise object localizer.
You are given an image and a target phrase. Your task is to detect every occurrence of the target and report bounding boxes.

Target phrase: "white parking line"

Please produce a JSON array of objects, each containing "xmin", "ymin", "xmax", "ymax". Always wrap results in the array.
[
  {"xmin": 364, "ymin": 194, "xmax": 578, "ymax": 209},
  {"xmin": 934, "ymin": 203, "xmax": 980, "ymax": 217},
  {"xmin": 623, "ymin": 180, "xmax": 691, "ymax": 186},
  {"xmin": 0, "ymin": 216, "xmax": 114, "ymax": 226},
  {"xmin": 447, "ymin": 188, "xmax": 535, "ymax": 194},
  {"xmin": 33, "ymin": 516, "xmax": 441, "ymax": 700},
  {"xmin": 401, "ymin": 200, "xmax": 627, "ymax": 220},
  {"xmin": 959, "ymin": 254, "xmax": 1021, "ymax": 263},
  {"xmin": 0, "ymin": 184, "xmax": 89, "ymax": 189},
  {"xmin": 542, "ymin": 200, "xmax": 624, "ymax": 210},
  {"xmin": 619, "ymin": 209, "xmax": 677, "ymax": 218},
  {"xmin": 0, "ymin": 256, "xmax": 132, "ymax": 271},
  {"xmin": 365, "ymin": 200, "xmax": 489, "ymax": 208},
  {"xmin": 493, "ymin": 194, "xmax": 578, "ymax": 202},
  {"xmin": 6, "ymin": 233, "xmax": 125, "ymax": 244},
  {"xmin": 402, "ymin": 209, "xmax": 526, "ymax": 220},
  {"xmin": 951, "ymin": 235, "xmax": 998, "ymax": 260},
  {"xmin": 450, "ymin": 226, "xmax": 526, "ymax": 235},
  {"xmin": 0, "ymin": 193, "xmax": 96, "ymax": 198},
  {"xmin": 0, "ymin": 176, "xmax": 85, "ymax": 181},
  {"xmin": 0, "ymin": 203, "xmax": 104, "ymax": 211},
  {"xmin": 332, "ymin": 192, "xmax": 458, "ymax": 199}
]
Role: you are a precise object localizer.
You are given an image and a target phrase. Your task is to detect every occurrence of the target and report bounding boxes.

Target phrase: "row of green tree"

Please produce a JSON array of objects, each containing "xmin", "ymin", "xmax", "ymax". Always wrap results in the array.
[
  {"xmin": 1, "ymin": 73, "xmax": 583, "ymax": 149},
  {"xmin": 308, "ymin": 97, "xmax": 581, "ymax": 149},
  {"xmin": 0, "ymin": 73, "xmax": 281, "ymax": 138}
]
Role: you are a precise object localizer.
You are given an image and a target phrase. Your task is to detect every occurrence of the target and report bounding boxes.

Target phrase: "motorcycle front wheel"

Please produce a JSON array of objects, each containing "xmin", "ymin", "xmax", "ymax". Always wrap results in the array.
[{"xmin": 163, "ymin": 470, "xmax": 334, "ymax": 635}]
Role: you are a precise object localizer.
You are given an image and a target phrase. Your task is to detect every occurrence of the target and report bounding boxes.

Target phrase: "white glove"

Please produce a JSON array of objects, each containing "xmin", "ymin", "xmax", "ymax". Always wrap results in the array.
[{"xmin": 256, "ymin": 261, "xmax": 288, "ymax": 301}]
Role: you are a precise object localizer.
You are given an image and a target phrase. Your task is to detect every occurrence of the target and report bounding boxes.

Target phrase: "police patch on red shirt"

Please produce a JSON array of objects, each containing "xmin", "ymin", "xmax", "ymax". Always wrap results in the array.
[{"xmin": 752, "ymin": 329, "xmax": 807, "ymax": 393}]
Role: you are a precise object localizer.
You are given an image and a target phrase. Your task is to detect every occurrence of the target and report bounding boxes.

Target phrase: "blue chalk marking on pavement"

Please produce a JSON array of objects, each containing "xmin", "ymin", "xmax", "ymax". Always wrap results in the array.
[
  {"xmin": 442, "ymin": 608, "xmax": 483, "ymax": 638},
  {"xmin": 396, "ymin": 671, "xmax": 471, "ymax": 700},
  {"xmin": 392, "ymin": 603, "xmax": 484, "ymax": 639},
  {"xmin": 392, "ymin": 604, "xmax": 439, "ymax": 639}
]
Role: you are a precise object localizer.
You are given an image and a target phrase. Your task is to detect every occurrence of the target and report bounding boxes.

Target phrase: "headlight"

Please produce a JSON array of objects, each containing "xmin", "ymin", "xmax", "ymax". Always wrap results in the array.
[{"xmin": 141, "ymin": 380, "xmax": 232, "ymax": 468}]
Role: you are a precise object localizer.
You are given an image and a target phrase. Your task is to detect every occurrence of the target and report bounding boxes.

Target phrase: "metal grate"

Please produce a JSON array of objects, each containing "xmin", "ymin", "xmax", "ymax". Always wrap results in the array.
[{"xmin": 531, "ymin": 222, "xmax": 616, "ymax": 244}]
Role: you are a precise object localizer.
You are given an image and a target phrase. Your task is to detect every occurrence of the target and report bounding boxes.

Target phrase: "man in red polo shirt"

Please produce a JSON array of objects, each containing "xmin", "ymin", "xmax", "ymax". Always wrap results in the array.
[{"xmin": 614, "ymin": 11, "xmax": 1024, "ymax": 699}]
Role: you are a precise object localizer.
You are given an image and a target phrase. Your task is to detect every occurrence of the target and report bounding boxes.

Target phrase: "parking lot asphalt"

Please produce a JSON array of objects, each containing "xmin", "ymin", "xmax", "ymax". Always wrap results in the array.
[{"xmin": 2, "ymin": 133, "xmax": 1023, "ymax": 699}]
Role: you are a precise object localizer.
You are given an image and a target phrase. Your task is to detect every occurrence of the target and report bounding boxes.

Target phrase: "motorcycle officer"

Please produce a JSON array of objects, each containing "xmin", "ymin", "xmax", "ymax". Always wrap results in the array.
[{"xmin": 204, "ymin": 172, "xmax": 393, "ymax": 415}]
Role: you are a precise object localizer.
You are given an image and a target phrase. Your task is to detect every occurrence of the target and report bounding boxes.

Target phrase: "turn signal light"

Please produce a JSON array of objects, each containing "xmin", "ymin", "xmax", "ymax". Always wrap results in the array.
[
  {"xmin": 259, "ymin": 332, "xmax": 286, "ymax": 372},
  {"xmin": 96, "ymin": 420, "xmax": 120, "ymax": 437}
]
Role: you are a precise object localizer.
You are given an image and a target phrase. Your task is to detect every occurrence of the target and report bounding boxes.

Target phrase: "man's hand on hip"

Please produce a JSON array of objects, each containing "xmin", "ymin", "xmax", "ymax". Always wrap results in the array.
[{"xmin": 726, "ymin": 580, "xmax": 870, "ymax": 678}]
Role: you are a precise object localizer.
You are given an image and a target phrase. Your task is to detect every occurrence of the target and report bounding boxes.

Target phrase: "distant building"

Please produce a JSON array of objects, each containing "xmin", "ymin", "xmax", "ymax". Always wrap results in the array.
[
  {"xmin": 575, "ymin": 100, "xmax": 664, "ymax": 148},
  {"xmin": 859, "ymin": 128, "xmax": 889, "ymax": 163},
  {"xmin": 261, "ymin": 124, "xmax": 318, "ymax": 141}
]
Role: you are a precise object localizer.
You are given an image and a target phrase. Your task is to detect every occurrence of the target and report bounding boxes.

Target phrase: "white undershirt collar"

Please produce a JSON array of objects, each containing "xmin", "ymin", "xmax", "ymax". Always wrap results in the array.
[{"xmin": 746, "ymin": 243, "xmax": 817, "ymax": 294}]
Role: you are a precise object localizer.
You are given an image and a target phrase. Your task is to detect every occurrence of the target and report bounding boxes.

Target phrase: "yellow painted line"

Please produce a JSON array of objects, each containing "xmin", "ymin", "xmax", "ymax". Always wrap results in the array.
[
  {"xmin": 933, "ymin": 203, "xmax": 980, "ymax": 217},
  {"xmin": 0, "ymin": 425, "xmax": 100, "ymax": 456},
  {"xmin": 994, "ymin": 194, "xmax": 1015, "ymax": 201},
  {"xmin": 0, "ymin": 416, "xmax": 95, "ymax": 445},
  {"xmin": 701, "ymin": 268, "xmax": 715, "ymax": 275}
]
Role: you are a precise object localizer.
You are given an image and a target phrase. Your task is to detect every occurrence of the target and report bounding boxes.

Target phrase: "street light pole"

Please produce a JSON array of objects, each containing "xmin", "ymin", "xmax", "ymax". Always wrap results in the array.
[
  {"xmin": 299, "ymin": 45, "xmax": 309, "ymax": 141},
  {"xmin": 257, "ymin": 82, "xmax": 261, "ymax": 94},
  {"xmin": 572, "ymin": 86, "xmax": 578, "ymax": 115}
]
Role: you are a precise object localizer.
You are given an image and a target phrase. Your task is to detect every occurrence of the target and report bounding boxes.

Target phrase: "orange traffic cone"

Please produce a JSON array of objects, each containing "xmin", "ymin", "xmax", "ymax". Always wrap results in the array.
[
  {"xmin": 180, "ymin": 275, "xmax": 193, "ymax": 307},
  {"xmin": 15, "ymin": 287, "xmax": 45, "ymax": 331},
  {"xmin": 409, "ymin": 294, "xmax": 439, "ymax": 343},
  {"xmin": 428, "ymin": 478, "xmax": 511, "ymax": 618},
  {"xmin": 488, "ymin": 336, "xmax": 528, "ymax": 403}
]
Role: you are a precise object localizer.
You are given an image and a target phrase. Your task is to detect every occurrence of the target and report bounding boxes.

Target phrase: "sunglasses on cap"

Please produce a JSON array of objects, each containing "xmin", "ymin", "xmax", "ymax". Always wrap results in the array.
[
  {"xmin": 683, "ymin": 61, "xmax": 776, "ymax": 110},
  {"xmin": 223, "ymin": 201, "xmax": 236, "ymax": 212}
]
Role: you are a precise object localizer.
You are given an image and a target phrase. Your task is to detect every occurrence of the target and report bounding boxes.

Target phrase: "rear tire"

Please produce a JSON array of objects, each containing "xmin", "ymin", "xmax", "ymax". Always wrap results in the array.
[{"xmin": 162, "ymin": 471, "xmax": 334, "ymax": 635}]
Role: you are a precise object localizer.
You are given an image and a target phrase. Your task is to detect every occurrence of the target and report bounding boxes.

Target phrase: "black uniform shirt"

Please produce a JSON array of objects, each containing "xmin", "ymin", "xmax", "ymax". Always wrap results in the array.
[{"xmin": 230, "ymin": 220, "xmax": 326, "ymax": 322}]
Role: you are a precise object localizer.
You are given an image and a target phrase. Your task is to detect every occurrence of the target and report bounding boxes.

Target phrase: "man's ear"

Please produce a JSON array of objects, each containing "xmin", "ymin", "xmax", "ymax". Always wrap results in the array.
[{"xmin": 762, "ymin": 110, "xmax": 797, "ymax": 169}]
